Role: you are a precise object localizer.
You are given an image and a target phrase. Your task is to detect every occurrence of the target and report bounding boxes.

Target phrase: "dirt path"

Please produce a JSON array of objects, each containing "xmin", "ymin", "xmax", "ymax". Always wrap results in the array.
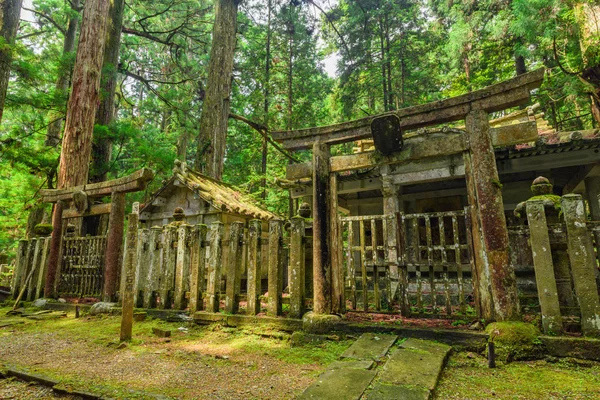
[{"xmin": 0, "ymin": 309, "xmax": 351, "ymax": 399}]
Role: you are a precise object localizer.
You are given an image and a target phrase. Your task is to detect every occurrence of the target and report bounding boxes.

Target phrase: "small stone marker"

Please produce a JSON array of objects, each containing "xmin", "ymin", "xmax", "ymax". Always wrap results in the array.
[
  {"xmin": 152, "ymin": 327, "xmax": 172, "ymax": 338},
  {"xmin": 133, "ymin": 312, "xmax": 147, "ymax": 322}
]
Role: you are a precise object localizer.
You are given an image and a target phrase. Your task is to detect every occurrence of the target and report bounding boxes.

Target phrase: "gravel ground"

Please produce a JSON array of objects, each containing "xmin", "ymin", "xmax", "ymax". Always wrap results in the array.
[
  {"xmin": 0, "ymin": 312, "xmax": 344, "ymax": 400},
  {"xmin": 0, "ymin": 378, "xmax": 80, "ymax": 399}
]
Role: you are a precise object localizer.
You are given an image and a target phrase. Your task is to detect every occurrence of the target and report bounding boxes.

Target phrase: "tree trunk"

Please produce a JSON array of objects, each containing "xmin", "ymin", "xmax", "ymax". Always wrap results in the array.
[
  {"xmin": 56, "ymin": 0, "xmax": 110, "ymax": 189},
  {"xmin": 45, "ymin": 0, "xmax": 80, "ymax": 147},
  {"xmin": 90, "ymin": 0, "xmax": 125, "ymax": 183},
  {"xmin": 0, "ymin": 0, "xmax": 24, "ymax": 124},
  {"xmin": 195, "ymin": 0, "xmax": 239, "ymax": 180},
  {"xmin": 261, "ymin": 0, "xmax": 272, "ymax": 200}
]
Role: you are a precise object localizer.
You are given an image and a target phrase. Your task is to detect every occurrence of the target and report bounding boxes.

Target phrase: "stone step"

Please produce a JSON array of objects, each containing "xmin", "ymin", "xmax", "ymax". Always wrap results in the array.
[
  {"xmin": 298, "ymin": 368, "xmax": 377, "ymax": 400},
  {"xmin": 340, "ymin": 333, "xmax": 398, "ymax": 361},
  {"xmin": 366, "ymin": 338, "xmax": 451, "ymax": 400}
]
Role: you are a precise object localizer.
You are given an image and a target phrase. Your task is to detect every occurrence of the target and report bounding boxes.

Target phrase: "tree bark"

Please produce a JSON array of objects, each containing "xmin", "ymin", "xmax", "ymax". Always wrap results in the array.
[
  {"xmin": 261, "ymin": 0, "xmax": 272, "ymax": 200},
  {"xmin": 90, "ymin": 0, "xmax": 124, "ymax": 183},
  {"xmin": 0, "ymin": 0, "xmax": 24, "ymax": 124},
  {"xmin": 195, "ymin": 0, "xmax": 239, "ymax": 180},
  {"xmin": 45, "ymin": 0, "xmax": 80, "ymax": 147},
  {"xmin": 56, "ymin": 0, "xmax": 110, "ymax": 189}
]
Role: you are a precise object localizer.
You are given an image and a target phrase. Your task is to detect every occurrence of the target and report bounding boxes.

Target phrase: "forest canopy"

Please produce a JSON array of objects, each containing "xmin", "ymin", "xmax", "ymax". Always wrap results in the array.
[{"xmin": 0, "ymin": 0, "xmax": 599, "ymax": 258}]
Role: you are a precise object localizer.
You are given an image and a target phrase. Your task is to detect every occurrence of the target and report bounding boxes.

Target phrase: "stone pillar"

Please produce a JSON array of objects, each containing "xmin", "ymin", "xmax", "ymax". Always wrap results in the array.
[
  {"xmin": 464, "ymin": 109, "xmax": 519, "ymax": 321},
  {"xmin": 381, "ymin": 169, "xmax": 408, "ymax": 314},
  {"xmin": 330, "ymin": 172, "xmax": 344, "ymax": 314},
  {"xmin": 584, "ymin": 176, "xmax": 600, "ymax": 287},
  {"xmin": 562, "ymin": 194, "xmax": 600, "ymax": 337},
  {"xmin": 12, "ymin": 239, "xmax": 27, "ymax": 298},
  {"xmin": 189, "ymin": 224, "xmax": 207, "ymax": 313},
  {"xmin": 289, "ymin": 216, "xmax": 305, "ymax": 318},
  {"xmin": 103, "ymin": 192, "xmax": 126, "ymax": 302},
  {"xmin": 585, "ymin": 176, "xmax": 600, "ymax": 220},
  {"xmin": 44, "ymin": 201, "xmax": 65, "ymax": 297},
  {"xmin": 268, "ymin": 219, "xmax": 284, "ymax": 316},
  {"xmin": 312, "ymin": 142, "xmax": 332, "ymax": 314},
  {"xmin": 225, "ymin": 221, "xmax": 243, "ymax": 314},
  {"xmin": 247, "ymin": 219, "xmax": 262, "ymax": 315},
  {"xmin": 174, "ymin": 224, "xmax": 190, "ymax": 310},
  {"xmin": 120, "ymin": 203, "xmax": 139, "ymax": 342},
  {"xmin": 207, "ymin": 221, "xmax": 224, "ymax": 313},
  {"xmin": 526, "ymin": 200, "xmax": 563, "ymax": 334}
]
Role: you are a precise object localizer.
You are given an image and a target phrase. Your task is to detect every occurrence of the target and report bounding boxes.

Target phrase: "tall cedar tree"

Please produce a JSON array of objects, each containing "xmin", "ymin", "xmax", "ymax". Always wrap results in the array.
[
  {"xmin": 0, "ymin": 0, "xmax": 24, "ymax": 124},
  {"xmin": 196, "ymin": 0, "xmax": 240, "ymax": 180}
]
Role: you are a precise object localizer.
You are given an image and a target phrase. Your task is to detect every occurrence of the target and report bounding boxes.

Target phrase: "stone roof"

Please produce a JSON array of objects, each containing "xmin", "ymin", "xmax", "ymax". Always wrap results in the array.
[{"xmin": 142, "ymin": 162, "xmax": 280, "ymax": 221}]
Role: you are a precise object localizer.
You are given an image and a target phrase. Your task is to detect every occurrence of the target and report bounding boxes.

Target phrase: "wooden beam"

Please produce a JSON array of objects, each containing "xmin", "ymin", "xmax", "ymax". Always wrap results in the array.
[
  {"xmin": 40, "ymin": 168, "xmax": 154, "ymax": 203},
  {"xmin": 62, "ymin": 203, "xmax": 112, "ymax": 219},
  {"xmin": 273, "ymin": 69, "xmax": 544, "ymax": 150},
  {"xmin": 286, "ymin": 121, "xmax": 538, "ymax": 180}
]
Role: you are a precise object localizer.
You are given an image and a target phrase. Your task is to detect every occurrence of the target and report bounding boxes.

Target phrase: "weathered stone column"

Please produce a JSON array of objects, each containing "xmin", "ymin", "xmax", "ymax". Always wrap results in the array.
[
  {"xmin": 312, "ymin": 142, "xmax": 332, "ymax": 314},
  {"xmin": 120, "ymin": 202, "xmax": 139, "ymax": 342},
  {"xmin": 188, "ymin": 224, "xmax": 207, "ymax": 313},
  {"xmin": 44, "ymin": 201, "xmax": 65, "ymax": 297},
  {"xmin": 207, "ymin": 221, "xmax": 224, "ymax": 313},
  {"xmin": 330, "ymin": 172, "xmax": 344, "ymax": 314},
  {"xmin": 562, "ymin": 194, "xmax": 600, "ymax": 337},
  {"xmin": 585, "ymin": 176, "xmax": 600, "ymax": 220},
  {"xmin": 103, "ymin": 191, "xmax": 126, "ymax": 302},
  {"xmin": 267, "ymin": 219, "xmax": 284, "ymax": 316},
  {"xmin": 526, "ymin": 200, "xmax": 563, "ymax": 334},
  {"xmin": 174, "ymin": 224, "xmax": 190, "ymax": 310},
  {"xmin": 289, "ymin": 216, "xmax": 305, "ymax": 318},
  {"xmin": 12, "ymin": 239, "xmax": 28, "ymax": 298},
  {"xmin": 381, "ymin": 168, "xmax": 407, "ymax": 314},
  {"xmin": 247, "ymin": 219, "xmax": 262, "ymax": 315},
  {"xmin": 225, "ymin": 221, "xmax": 243, "ymax": 314},
  {"xmin": 464, "ymin": 109, "xmax": 519, "ymax": 321}
]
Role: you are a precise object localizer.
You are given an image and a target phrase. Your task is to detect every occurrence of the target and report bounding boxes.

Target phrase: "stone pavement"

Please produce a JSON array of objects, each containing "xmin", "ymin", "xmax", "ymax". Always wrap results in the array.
[{"xmin": 299, "ymin": 334, "xmax": 451, "ymax": 400}]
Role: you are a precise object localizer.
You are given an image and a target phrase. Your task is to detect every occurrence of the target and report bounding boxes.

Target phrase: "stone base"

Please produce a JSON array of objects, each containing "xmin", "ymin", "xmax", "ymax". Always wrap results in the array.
[{"xmin": 302, "ymin": 312, "xmax": 342, "ymax": 334}]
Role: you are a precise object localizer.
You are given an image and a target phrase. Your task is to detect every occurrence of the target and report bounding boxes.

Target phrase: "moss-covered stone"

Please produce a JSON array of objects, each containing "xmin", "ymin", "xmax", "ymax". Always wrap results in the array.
[
  {"xmin": 302, "ymin": 312, "xmax": 341, "ymax": 334},
  {"xmin": 33, "ymin": 224, "xmax": 53, "ymax": 236},
  {"xmin": 486, "ymin": 321, "xmax": 544, "ymax": 362}
]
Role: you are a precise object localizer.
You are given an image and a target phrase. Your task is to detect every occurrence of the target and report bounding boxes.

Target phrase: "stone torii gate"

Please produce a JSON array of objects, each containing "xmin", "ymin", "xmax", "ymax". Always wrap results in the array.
[
  {"xmin": 40, "ymin": 168, "xmax": 154, "ymax": 301},
  {"xmin": 272, "ymin": 68, "xmax": 545, "ymax": 321}
]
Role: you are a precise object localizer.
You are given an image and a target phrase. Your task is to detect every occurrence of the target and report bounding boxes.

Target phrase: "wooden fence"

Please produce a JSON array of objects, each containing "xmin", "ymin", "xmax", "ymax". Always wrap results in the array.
[
  {"xmin": 127, "ymin": 217, "xmax": 308, "ymax": 317},
  {"xmin": 341, "ymin": 208, "xmax": 474, "ymax": 317},
  {"xmin": 11, "ymin": 237, "xmax": 51, "ymax": 301}
]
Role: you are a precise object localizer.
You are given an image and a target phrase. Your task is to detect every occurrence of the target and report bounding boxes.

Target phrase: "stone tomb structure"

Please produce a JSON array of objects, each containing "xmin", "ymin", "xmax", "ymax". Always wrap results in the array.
[
  {"xmin": 11, "ymin": 169, "xmax": 154, "ymax": 302},
  {"xmin": 130, "ymin": 163, "xmax": 282, "ymax": 312},
  {"xmin": 272, "ymin": 68, "xmax": 554, "ymax": 322}
]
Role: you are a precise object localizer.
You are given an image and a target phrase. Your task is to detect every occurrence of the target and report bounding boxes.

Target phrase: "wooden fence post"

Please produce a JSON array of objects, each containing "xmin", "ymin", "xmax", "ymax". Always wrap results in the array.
[
  {"xmin": 526, "ymin": 200, "xmax": 562, "ymax": 334},
  {"xmin": 226, "ymin": 221, "xmax": 244, "ymax": 313},
  {"xmin": 120, "ymin": 203, "xmax": 139, "ymax": 342},
  {"xmin": 207, "ymin": 222, "xmax": 224, "ymax": 313},
  {"xmin": 562, "ymin": 194, "xmax": 600, "ymax": 337},
  {"xmin": 268, "ymin": 219, "xmax": 284, "ymax": 316},
  {"xmin": 189, "ymin": 224, "xmax": 207, "ymax": 313},
  {"xmin": 289, "ymin": 216, "xmax": 305, "ymax": 318},
  {"xmin": 247, "ymin": 220, "xmax": 262, "ymax": 315}
]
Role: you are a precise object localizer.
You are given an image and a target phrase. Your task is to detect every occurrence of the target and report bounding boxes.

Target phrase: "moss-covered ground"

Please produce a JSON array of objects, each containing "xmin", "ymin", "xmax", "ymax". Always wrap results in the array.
[
  {"xmin": 434, "ymin": 351, "xmax": 600, "ymax": 399},
  {"xmin": 0, "ymin": 306, "xmax": 352, "ymax": 399}
]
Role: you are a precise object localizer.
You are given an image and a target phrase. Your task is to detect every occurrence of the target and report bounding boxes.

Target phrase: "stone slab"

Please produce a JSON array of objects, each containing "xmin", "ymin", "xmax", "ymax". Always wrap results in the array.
[
  {"xmin": 327, "ymin": 360, "xmax": 374, "ymax": 371},
  {"xmin": 378, "ymin": 338, "xmax": 451, "ymax": 393},
  {"xmin": 299, "ymin": 368, "xmax": 377, "ymax": 400},
  {"xmin": 0, "ymin": 319, "xmax": 24, "ymax": 328},
  {"xmin": 340, "ymin": 333, "xmax": 398, "ymax": 361},
  {"xmin": 541, "ymin": 336, "xmax": 600, "ymax": 361},
  {"xmin": 367, "ymin": 383, "xmax": 429, "ymax": 400}
]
